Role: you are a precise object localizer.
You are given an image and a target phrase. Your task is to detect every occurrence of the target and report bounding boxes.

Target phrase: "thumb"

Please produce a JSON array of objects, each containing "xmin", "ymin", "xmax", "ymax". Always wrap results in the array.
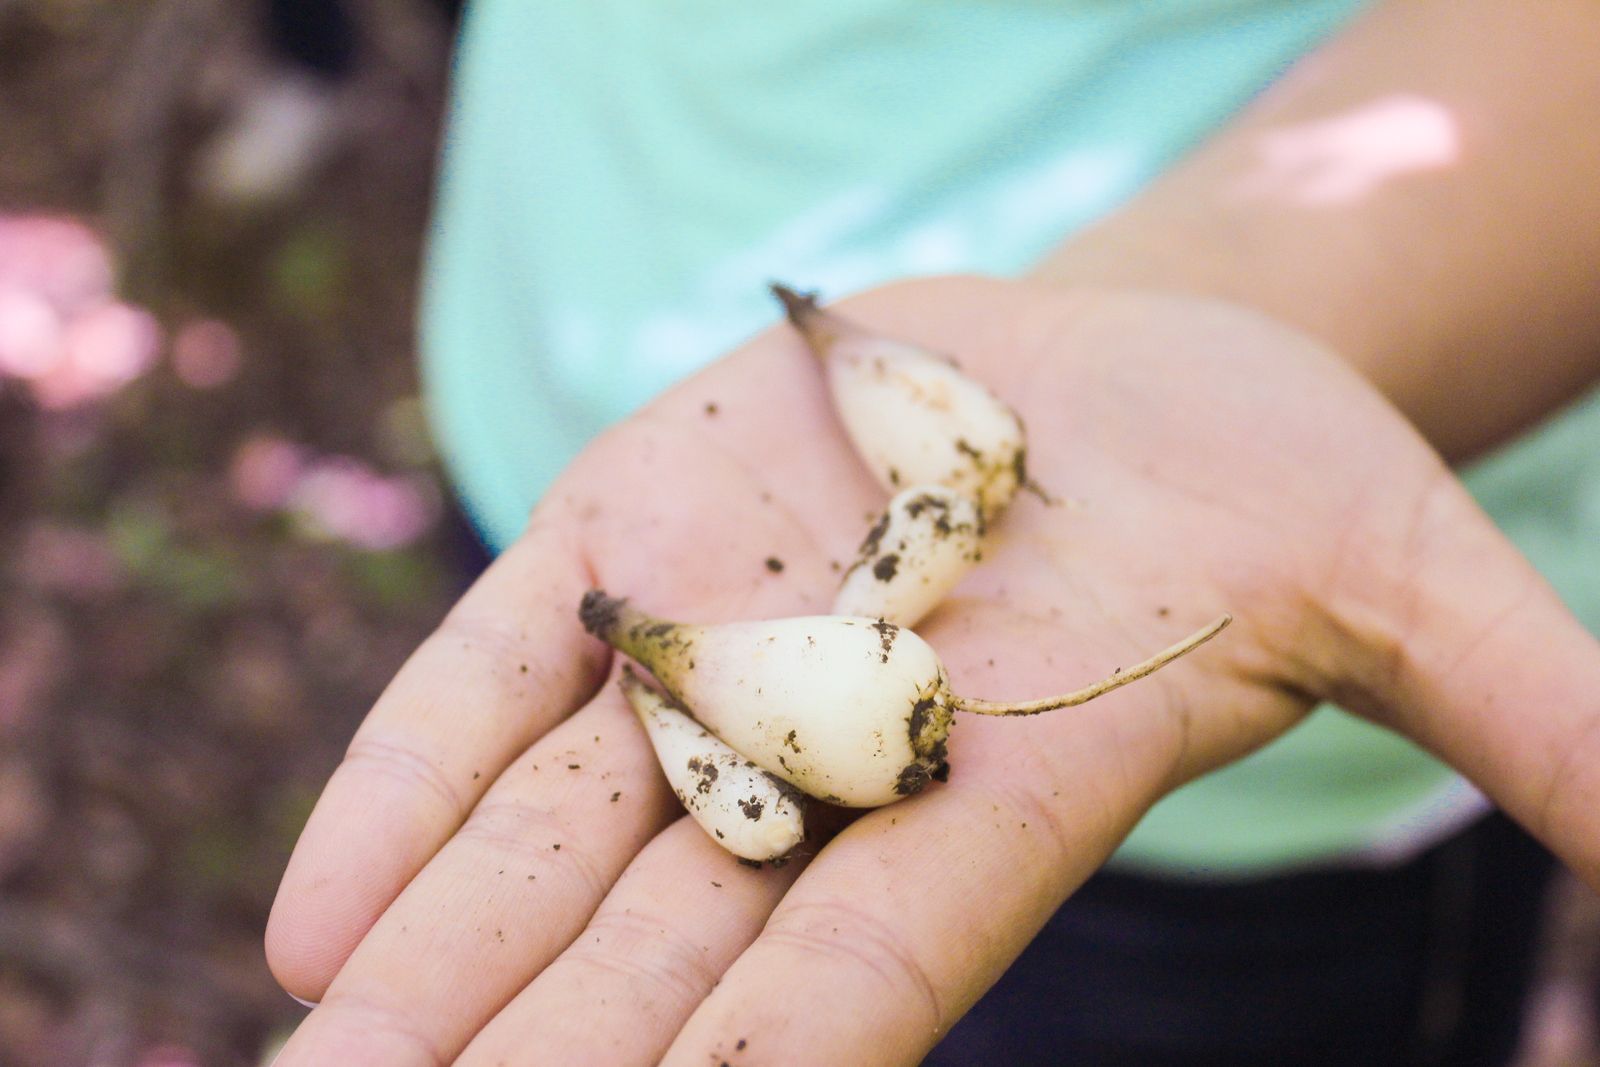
[{"xmin": 1336, "ymin": 472, "xmax": 1600, "ymax": 886}]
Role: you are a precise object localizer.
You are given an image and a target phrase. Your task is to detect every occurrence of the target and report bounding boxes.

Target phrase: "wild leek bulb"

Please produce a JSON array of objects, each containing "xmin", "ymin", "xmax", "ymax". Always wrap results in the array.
[
  {"xmin": 582, "ymin": 591, "xmax": 1230, "ymax": 808},
  {"xmin": 832, "ymin": 484, "xmax": 985, "ymax": 627},
  {"xmin": 619, "ymin": 668, "xmax": 806, "ymax": 862},
  {"xmin": 772, "ymin": 284, "xmax": 1027, "ymax": 518}
]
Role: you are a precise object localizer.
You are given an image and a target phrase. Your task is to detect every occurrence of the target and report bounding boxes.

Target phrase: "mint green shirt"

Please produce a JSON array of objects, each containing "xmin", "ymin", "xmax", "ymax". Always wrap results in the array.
[{"xmin": 421, "ymin": 0, "xmax": 1600, "ymax": 875}]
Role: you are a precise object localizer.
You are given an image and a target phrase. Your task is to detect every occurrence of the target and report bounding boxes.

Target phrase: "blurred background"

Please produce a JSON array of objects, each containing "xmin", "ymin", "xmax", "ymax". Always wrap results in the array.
[
  {"xmin": 1, "ymin": 2, "xmax": 1599, "ymax": 1066},
  {"xmin": 1, "ymin": 1, "xmax": 477, "ymax": 1063}
]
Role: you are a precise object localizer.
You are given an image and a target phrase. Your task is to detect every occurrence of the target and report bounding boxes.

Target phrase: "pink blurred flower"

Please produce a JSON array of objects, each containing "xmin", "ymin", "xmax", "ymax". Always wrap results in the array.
[
  {"xmin": 285, "ymin": 455, "xmax": 369, "ymax": 539},
  {"xmin": 229, "ymin": 435, "xmax": 309, "ymax": 510},
  {"xmin": 288, "ymin": 455, "xmax": 441, "ymax": 551},
  {"xmin": 0, "ymin": 213, "xmax": 163, "ymax": 408},
  {"xmin": 0, "ymin": 286, "xmax": 63, "ymax": 377},
  {"xmin": 0, "ymin": 214, "xmax": 113, "ymax": 312},
  {"xmin": 343, "ymin": 472, "xmax": 442, "ymax": 551},
  {"xmin": 172, "ymin": 317, "xmax": 243, "ymax": 389},
  {"xmin": 31, "ymin": 300, "xmax": 162, "ymax": 410},
  {"xmin": 232, "ymin": 435, "xmax": 442, "ymax": 549}
]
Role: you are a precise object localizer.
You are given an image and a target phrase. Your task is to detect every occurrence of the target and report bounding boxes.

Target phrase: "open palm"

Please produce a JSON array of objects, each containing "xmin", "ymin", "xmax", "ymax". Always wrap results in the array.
[{"xmin": 266, "ymin": 278, "xmax": 1600, "ymax": 1066}]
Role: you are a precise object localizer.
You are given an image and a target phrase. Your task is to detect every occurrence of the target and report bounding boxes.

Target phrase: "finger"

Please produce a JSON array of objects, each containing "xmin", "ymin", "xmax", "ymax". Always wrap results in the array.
[
  {"xmin": 266, "ymin": 506, "xmax": 606, "ymax": 1000},
  {"xmin": 661, "ymin": 609, "xmax": 1283, "ymax": 1066},
  {"xmin": 457, "ymin": 817, "xmax": 807, "ymax": 1067},
  {"xmin": 1329, "ymin": 471, "xmax": 1600, "ymax": 886},
  {"xmin": 272, "ymin": 683, "xmax": 679, "ymax": 1066}
]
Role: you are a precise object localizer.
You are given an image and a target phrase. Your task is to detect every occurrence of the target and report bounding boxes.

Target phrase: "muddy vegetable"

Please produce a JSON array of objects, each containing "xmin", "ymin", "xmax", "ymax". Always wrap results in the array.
[
  {"xmin": 619, "ymin": 668, "xmax": 806, "ymax": 861},
  {"xmin": 582, "ymin": 590, "xmax": 1230, "ymax": 808},
  {"xmin": 772, "ymin": 283, "xmax": 1027, "ymax": 519},
  {"xmin": 833, "ymin": 484, "xmax": 985, "ymax": 627}
]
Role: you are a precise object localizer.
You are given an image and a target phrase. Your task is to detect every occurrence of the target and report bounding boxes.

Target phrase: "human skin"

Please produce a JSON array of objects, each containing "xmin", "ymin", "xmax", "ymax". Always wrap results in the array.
[
  {"xmin": 1038, "ymin": 0, "xmax": 1600, "ymax": 463},
  {"xmin": 265, "ymin": 1, "xmax": 1600, "ymax": 1064}
]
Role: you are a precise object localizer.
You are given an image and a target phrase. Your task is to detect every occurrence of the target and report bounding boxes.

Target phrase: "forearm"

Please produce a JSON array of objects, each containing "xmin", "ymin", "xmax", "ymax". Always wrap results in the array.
[{"xmin": 1034, "ymin": 0, "xmax": 1600, "ymax": 462}]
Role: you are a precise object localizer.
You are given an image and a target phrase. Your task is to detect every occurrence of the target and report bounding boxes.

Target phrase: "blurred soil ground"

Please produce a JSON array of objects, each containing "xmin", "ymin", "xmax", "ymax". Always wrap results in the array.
[
  {"xmin": 0, "ymin": 3, "xmax": 1597, "ymax": 1066},
  {"xmin": 0, "ymin": 2, "xmax": 476, "ymax": 1063}
]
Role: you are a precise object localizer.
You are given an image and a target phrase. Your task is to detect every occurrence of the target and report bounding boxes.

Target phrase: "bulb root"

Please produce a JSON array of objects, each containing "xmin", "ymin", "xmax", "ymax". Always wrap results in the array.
[{"xmin": 952, "ymin": 614, "xmax": 1232, "ymax": 716}]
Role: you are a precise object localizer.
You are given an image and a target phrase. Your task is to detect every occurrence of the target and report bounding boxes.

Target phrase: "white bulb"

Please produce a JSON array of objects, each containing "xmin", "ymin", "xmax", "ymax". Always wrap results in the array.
[
  {"xmin": 773, "ymin": 285, "xmax": 1028, "ymax": 518},
  {"xmin": 834, "ymin": 484, "xmax": 985, "ymax": 627},
  {"xmin": 620, "ymin": 669, "xmax": 806, "ymax": 861},
  {"xmin": 583, "ymin": 592, "xmax": 1229, "ymax": 809}
]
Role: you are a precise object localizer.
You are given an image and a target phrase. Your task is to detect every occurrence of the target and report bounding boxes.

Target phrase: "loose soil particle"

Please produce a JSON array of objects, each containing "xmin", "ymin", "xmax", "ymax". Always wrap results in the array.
[
  {"xmin": 858, "ymin": 511, "xmax": 891, "ymax": 557},
  {"xmin": 871, "ymin": 618, "xmax": 897, "ymax": 662}
]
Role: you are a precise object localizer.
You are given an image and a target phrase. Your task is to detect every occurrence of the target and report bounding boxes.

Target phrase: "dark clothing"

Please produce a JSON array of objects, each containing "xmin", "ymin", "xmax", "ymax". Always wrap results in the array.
[
  {"xmin": 927, "ymin": 811, "xmax": 1553, "ymax": 1067},
  {"xmin": 265, "ymin": 0, "xmax": 463, "ymax": 80},
  {"xmin": 266, "ymin": 0, "xmax": 357, "ymax": 80}
]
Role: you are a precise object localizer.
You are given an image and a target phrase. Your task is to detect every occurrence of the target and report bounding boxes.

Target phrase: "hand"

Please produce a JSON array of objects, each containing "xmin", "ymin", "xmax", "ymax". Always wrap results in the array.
[{"xmin": 264, "ymin": 278, "xmax": 1600, "ymax": 1065}]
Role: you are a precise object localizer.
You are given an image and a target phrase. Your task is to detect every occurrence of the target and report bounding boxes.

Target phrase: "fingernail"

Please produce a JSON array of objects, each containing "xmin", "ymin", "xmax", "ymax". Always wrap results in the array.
[{"xmin": 288, "ymin": 990, "xmax": 319, "ymax": 1010}]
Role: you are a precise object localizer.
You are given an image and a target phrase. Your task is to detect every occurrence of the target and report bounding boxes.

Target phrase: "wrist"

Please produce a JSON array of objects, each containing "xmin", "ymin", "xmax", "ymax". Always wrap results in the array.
[
  {"xmin": 1031, "ymin": 198, "xmax": 1403, "ymax": 399},
  {"xmin": 1029, "ymin": 0, "xmax": 1600, "ymax": 462}
]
